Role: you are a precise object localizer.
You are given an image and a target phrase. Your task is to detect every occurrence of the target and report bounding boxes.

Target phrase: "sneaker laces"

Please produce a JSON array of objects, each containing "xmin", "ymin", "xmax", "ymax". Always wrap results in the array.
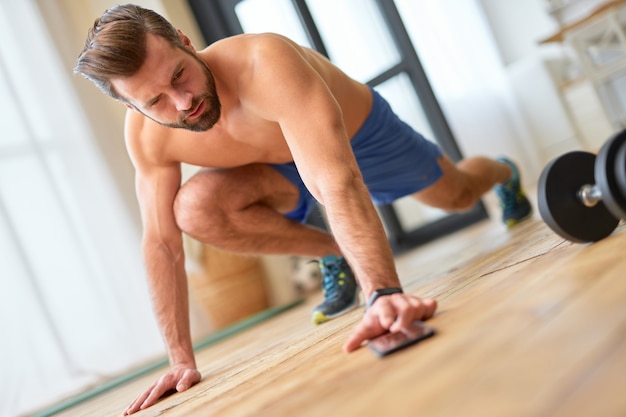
[
  {"xmin": 495, "ymin": 158, "xmax": 520, "ymax": 213},
  {"xmin": 496, "ymin": 182, "xmax": 518, "ymax": 213},
  {"xmin": 320, "ymin": 259, "xmax": 342, "ymax": 299}
]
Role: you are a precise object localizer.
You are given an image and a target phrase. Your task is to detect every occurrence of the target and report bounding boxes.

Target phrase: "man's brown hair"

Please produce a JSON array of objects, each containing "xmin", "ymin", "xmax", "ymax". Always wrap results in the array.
[{"xmin": 74, "ymin": 4, "xmax": 185, "ymax": 100}]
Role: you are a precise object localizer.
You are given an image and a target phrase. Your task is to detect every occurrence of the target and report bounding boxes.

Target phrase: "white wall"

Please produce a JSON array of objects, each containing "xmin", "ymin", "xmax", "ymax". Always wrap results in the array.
[
  {"xmin": 479, "ymin": 0, "xmax": 559, "ymax": 66},
  {"xmin": 478, "ymin": 0, "xmax": 618, "ymax": 166}
]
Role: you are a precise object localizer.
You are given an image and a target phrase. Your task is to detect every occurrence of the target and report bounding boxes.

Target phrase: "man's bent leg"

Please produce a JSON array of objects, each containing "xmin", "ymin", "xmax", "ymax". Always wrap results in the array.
[
  {"xmin": 173, "ymin": 164, "xmax": 339, "ymax": 257},
  {"xmin": 174, "ymin": 164, "xmax": 360, "ymax": 324}
]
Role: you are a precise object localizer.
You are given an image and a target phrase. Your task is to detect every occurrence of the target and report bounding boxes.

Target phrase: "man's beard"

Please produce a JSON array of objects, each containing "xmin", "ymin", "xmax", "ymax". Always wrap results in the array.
[
  {"xmin": 144, "ymin": 54, "xmax": 222, "ymax": 132},
  {"xmin": 166, "ymin": 90, "xmax": 221, "ymax": 132}
]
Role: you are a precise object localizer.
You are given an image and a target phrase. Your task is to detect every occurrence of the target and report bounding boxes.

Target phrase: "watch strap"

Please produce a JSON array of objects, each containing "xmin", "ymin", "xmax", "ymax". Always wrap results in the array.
[{"xmin": 366, "ymin": 287, "xmax": 403, "ymax": 311}]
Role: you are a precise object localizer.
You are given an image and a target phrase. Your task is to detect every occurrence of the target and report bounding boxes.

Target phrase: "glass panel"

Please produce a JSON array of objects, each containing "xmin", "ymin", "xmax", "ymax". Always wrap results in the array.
[
  {"xmin": 375, "ymin": 73, "xmax": 436, "ymax": 142},
  {"xmin": 393, "ymin": 196, "xmax": 448, "ymax": 231},
  {"xmin": 305, "ymin": 0, "xmax": 400, "ymax": 83},
  {"xmin": 235, "ymin": 0, "xmax": 311, "ymax": 47}
]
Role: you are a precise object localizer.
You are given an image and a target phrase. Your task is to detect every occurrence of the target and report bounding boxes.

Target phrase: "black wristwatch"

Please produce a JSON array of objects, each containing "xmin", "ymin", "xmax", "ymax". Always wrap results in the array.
[{"xmin": 366, "ymin": 287, "xmax": 403, "ymax": 311}]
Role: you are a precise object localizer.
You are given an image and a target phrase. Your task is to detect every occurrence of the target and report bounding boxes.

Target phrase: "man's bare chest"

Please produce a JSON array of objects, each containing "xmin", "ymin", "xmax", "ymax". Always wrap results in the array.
[{"xmin": 164, "ymin": 116, "xmax": 293, "ymax": 168}]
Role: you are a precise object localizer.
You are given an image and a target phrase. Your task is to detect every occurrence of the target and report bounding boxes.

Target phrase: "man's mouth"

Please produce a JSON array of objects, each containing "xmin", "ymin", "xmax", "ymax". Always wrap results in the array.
[{"xmin": 186, "ymin": 99, "xmax": 206, "ymax": 120}]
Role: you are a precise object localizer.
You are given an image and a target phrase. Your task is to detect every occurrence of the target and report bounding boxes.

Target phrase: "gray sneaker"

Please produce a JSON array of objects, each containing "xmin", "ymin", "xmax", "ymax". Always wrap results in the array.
[
  {"xmin": 495, "ymin": 157, "xmax": 532, "ymax": 228},
  {"xmin": 311, "ymin": 255, "xmax": 359, "ymax": 325}
]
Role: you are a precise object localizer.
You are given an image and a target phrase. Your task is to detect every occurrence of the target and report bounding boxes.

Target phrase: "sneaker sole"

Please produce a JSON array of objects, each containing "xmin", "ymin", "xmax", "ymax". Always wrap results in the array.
[
  {"xmin": 311, "ymin": 298, "xmax": 359, "ymax": 325},
  {"xmin": 505, "ymin": 211, "xmax": 532, "ymax": 229}
]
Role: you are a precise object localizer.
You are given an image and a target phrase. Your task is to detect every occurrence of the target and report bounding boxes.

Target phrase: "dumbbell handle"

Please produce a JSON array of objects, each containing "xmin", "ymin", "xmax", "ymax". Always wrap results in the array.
[{"xmin": 578, "ymin": 184, "xmax": 602, "ymax": 207}]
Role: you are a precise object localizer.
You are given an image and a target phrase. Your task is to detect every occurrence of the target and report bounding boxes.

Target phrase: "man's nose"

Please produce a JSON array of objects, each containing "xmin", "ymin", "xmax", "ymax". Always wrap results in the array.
[{"xmin": 173, "ymin": 91, "xmax": 193, "ymax": 112}]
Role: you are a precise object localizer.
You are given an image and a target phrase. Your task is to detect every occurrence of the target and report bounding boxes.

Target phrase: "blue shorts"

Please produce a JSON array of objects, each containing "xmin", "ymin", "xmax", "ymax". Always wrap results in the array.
[{"xmin": 270, "ymin": 89, "xmax": 443, "ymax": 222}]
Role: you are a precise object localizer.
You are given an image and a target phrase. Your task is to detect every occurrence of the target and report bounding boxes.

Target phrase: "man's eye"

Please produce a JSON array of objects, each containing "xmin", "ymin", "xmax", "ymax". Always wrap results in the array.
[{"xmin": 173, "ymin": 69, "xmax": 184, "ymax": 80}]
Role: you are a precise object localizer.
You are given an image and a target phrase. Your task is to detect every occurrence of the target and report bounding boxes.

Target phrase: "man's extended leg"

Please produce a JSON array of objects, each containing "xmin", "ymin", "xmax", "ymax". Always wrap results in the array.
[{"xmin": 413, "ymin": 155, "xmax": 532, "ymax": 226}]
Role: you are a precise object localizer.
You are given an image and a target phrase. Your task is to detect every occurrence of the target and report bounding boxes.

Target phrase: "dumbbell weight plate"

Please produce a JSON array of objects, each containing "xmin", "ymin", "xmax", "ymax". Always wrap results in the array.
[
  {"xmin": 538, "ymin": 151, "xmax": 619, "ymax": 243},
  {"xmin": 612, "ymin": 131, "xmax": 626, "ymax": 207},
  {"xmin": 595, "ymin": 129, "xmax": 626, "ymax": 220}
]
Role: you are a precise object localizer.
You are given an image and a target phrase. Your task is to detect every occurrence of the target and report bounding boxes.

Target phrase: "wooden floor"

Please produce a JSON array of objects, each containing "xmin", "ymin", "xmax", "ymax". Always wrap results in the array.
[{"xmin": 55, "ymin": 201, "xmax": 626, "ymax": 417}]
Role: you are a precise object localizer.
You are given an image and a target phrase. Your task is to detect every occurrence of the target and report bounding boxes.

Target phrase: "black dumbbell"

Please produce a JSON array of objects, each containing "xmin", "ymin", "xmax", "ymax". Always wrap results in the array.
[{"xmin": 537, "ymin": 129, "xmax": 626, "ymax": 243}]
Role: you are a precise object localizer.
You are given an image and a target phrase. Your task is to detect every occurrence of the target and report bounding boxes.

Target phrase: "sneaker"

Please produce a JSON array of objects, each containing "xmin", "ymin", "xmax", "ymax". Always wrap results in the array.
[
  {"xmin": 311, "ymin": 255, "xmax": 359, "ymax": 325},
  {"xmin": 494, "ymin": 157, "xmax": 532, "ymax": 228}
]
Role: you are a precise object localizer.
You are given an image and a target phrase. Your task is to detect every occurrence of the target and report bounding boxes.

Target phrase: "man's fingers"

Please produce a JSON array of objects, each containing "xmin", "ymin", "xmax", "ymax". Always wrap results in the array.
[
  {"xmin": 387, "ymin": 296, "xmax": 416, "ymax": 333},
  {"xmin": 421, "ymin": 298, "xmax": 438, "ymax": 319},
  {"xmin": 344, "ymin": 324, "xmax": 377, "ymax": 352},
  {"xmin": 124, "ymin": 387, "xmax": 153, "ymax": 415},
  {"xmin": 344, "ymin": 295, "xmax": 438, "ymax": 353},
  {"xmin": 177, "ymin": 369, "xmax": 201, "ymax": 392},
  {"xmin": 342, "ymin": 304, "xmax": 396, "ymax": 352},
  {"xmin": 343, "ymin": 314, "xmax": 385, "ymax": 352},
  {"xmin": 377, "ymin": 300, "xmax": 396, "ymax": 329},
  {"xmin": 395, "ymin": 296, "xmax": 436, "ymax": 330},
  {"xmin": 124, "ymin": 368, "xmax": 201, "ymax": 414},
  {"xmin": 140, "ymin": 378, "xmax": 176, "ymax": 410}
]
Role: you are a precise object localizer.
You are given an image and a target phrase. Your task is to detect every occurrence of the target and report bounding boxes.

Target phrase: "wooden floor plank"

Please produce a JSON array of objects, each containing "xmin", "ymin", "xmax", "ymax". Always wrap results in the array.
[
  {"xmin": 411, "ymin": 232, "xmax": 626, "ymax": 417},
  {"xmin": 51, "ymin": 214, "xmax": 626, "ymax": 417}
]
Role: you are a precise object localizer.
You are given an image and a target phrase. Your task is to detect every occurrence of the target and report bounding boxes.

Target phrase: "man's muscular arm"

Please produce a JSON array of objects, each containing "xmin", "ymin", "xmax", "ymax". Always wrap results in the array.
[
  {"xmin": 123, "ymin": 121, "xmax": 200, "ymax": 415},
  {"xmin": 240, "ymin": 36, "xmax": 395, "ymax": 292},
  {"xmin": 241, "ymin": 35, "xmax": 437, "ymax": 348}
]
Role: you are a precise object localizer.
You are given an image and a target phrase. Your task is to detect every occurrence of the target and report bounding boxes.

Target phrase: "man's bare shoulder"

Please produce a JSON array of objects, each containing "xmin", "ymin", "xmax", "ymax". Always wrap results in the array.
[
  {"xmin": 124, "ymin": 109, "xmax": 174, "ymax": 168},
  {"xmin": 204, "ymin": 33, "xmax": 302, "ymax": 53},
  {"xmin": 201, "ymin": 33, "xmax": 311, "ymax": 70}
]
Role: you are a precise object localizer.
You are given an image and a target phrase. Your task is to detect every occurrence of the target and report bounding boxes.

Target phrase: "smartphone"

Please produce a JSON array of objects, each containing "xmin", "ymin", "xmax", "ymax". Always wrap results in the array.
[{"xmin": 367, "ymin": 321, "xmax": 435, "ymax": 357}]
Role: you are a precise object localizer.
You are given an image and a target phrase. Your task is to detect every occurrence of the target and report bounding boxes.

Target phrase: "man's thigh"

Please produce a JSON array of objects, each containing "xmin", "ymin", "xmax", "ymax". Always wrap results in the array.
[
  {"xmin": 267, "ymin": 162, "xmax": 318, "ymax": 222},
  {"xmin": 180, "ymin": 164, "xmax": 301, "ymax": 215},
  {"xmin": 410, "ymin": 156, "xmax": 472, "ymax": 210}
]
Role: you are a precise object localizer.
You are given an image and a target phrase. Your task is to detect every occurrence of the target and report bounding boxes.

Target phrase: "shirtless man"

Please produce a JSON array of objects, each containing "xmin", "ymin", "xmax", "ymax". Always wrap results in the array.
[{"xmin": 75, "ymin": 4, "xmax": 531, "ymax": 414}]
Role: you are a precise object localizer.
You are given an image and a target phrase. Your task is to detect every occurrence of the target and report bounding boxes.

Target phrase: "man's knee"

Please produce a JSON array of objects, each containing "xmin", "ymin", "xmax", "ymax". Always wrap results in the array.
[{"xmin": 173, "ymin": 170, "xmax": 229, "ymax": 237}]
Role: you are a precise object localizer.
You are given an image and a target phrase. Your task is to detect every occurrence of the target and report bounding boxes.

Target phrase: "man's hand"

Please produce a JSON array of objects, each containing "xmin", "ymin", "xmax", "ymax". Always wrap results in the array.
[
  {"xmin": 124, "ymin": 365, "xmax": 201, "ymax": 415},
  {"xmin": 343, "ymin": 294, "xmax": 437, "ymax": 352}
]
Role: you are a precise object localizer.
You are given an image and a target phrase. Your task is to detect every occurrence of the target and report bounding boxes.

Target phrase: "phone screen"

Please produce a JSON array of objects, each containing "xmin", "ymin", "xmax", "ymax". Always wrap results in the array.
[{"xmin": 367, "ymin": 321, "xmax": 435, "ymax": 357}]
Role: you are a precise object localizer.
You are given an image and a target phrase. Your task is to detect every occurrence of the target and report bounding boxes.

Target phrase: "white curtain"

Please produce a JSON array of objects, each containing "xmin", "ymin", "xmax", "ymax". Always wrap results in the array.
[{"xmin": 0, "ymin": 3, "xmax": 163, "ymax": 416}]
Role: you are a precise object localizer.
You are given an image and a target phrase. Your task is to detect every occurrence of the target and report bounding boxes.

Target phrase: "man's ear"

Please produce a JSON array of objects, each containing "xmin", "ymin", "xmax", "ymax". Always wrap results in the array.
[
  {"xmin": 177, "ymin": 29, "xmax": 195, "ymax": 51},
  {"xmin": 120, "ymin": 101, "xmax": 139, "ymax": 112}
]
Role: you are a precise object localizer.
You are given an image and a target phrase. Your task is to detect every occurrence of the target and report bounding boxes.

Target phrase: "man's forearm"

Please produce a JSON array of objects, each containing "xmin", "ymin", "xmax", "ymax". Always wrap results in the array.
[
  {"xmin": 143, "ymin": 242, "xmax": 196, "ymax": 367},
  {"xmin": 322, "ymin": 177, "xmax": 401, "ymax": 297}
]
